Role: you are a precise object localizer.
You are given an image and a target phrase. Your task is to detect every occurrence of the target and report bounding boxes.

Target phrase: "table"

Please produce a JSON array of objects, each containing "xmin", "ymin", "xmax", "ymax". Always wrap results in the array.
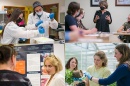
[
  {"xmin": 113, "ymin": 32, "xmax": 130, "ymax": 35},
  {"xmin": 69, "ymin": 33, "xmax": 123, "ymax": 43},
  {"xmin": 30, "ymin": 37, "xmax": 54, "ymax": 44},
  {"xmin": 113, "ymin": 32, "xmax": 130, "ymax": 43}
]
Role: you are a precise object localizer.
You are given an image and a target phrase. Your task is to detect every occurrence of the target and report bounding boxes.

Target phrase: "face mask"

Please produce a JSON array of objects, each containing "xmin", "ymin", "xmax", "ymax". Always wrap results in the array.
[
  {"xmin": 16, "ymin": 17, "xmax": 22, "ymax": 24},
  {"xmin": 128, "ymin": 21, "xmax": 130, "ymax": 24},
  {"xmin": 76, "ymin": 11, "xmax": 80, "ymax": 16},
  {"xmin": 36, "ymin": 11, "xmax": 43, "ymax": 16},
  {"xmin": 100, "ymin": 6, "xmax": 105, "ymax": 10}
]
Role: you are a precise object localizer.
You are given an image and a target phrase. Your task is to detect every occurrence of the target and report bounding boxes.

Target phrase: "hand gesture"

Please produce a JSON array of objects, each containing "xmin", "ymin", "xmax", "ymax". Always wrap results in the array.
[
  {"xmin": 105, "ymin": 15, "xmax": 110, "ymax": 21},
  {"xmin": 126, "ymin": 28, "xmax": 130, "ymax": 33},
  {"xmin": 35, "ymin": 20, "xmax": 43, "ymax": 27},
  {"xmin": 38, "ymin": 26, "xmax": 45, "ymax": 34},
  {"xmin": 90, "ymin": 28, "xmax": 97, "ymax": 34},
  {"xmin": 84, "ymin": 72, "xmax": 92, "ymax": 80},
  {"xmin": 95, "ymin": 15, "xmax": 100, "ymax": 20},
  {"xmin": 49, "ymin": 13, "xmax": 54, "ymax": 20}
]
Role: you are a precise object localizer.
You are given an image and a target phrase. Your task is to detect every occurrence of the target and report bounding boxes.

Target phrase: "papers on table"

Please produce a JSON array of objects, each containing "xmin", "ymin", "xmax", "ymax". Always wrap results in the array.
[
  {"xmin": 84, "ymin": 33, "xmax": 99, "ymax": 36},
  {"xmin": 78, "ymin": 38, "xmax": 103, "ymax": 42}
]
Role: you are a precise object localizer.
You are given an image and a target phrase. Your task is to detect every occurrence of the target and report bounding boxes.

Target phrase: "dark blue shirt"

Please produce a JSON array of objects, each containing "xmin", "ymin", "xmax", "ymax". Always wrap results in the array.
[
  {"xmin": 65, "ymin": 15, "xmax": 78, "ymax": 31},
  {"xmin": 99, "ymin": 64, "xmax": 130, "ymax": 86}
]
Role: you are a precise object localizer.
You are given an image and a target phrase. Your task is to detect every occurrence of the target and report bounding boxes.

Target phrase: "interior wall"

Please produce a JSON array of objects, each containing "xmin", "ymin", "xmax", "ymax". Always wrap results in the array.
[
  {"xmin": 54, "ymin": 44, "xmax": 65, "ymax": 76},
  {"xmin": 0, "ymin": 0, "xmax": 65, "ymax": 22},
  {"xmin": 65, "ymin": 0, "xmax": 130, "ymax": 32}
]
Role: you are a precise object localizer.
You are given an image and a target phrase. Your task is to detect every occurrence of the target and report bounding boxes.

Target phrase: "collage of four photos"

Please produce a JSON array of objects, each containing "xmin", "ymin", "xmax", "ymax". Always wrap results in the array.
[{"xmin": 0, "ymin": 0, "xmax": 130, "ymax": 86}]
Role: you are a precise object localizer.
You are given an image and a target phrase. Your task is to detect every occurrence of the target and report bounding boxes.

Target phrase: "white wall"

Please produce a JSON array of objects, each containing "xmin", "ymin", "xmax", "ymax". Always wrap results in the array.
[
  {"xmin": 54, "ymin": 44, "xmax": 65, "ymax": 76},
  {"xmin": 0, "ymin": 0, "xmax": 65, "ymax": 22},
  {"xmin": 65, "ymin": 0, "xmax": 130, "ymax": 32}
]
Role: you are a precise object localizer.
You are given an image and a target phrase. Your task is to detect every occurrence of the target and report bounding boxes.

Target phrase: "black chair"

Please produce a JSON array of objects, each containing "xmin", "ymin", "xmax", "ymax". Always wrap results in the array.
[{"xmin": 49, "ymin": 23, "xmax": 64, "ymax": 41}]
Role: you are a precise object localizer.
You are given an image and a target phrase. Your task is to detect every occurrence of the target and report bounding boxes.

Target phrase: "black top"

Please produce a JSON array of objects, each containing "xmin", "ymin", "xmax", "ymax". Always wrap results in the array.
[
  {"xmin": 0, "ymin": 70, "xmax": 32, "ymax": 86},
  {"xmin": 93, "ymin": 10, "xmax": 112, "ymax": 32},
  {"xmin": 65, "ymin": 15, "xmax": 78, "ymax": 31}
]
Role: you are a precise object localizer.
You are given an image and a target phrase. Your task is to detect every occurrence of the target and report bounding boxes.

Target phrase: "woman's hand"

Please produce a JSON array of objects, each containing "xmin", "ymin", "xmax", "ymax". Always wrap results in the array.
[
  {"xmin": 95, "ymin": 15, "xmax": 100, "ymax": 20},
  {"xmin": 105, "ymin": 15, "xmax": 111, "ymax": 23}
]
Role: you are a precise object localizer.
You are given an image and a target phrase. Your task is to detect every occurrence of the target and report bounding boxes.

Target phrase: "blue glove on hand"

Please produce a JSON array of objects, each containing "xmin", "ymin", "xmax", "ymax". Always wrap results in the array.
[
  {"xmin": 35, "ymin": 20, "xmax": 43, "ymax": 27},
  {"xmin": 84, "ymin": 72, "xmax": 92, "ymax": 80},
  {"xmin": 38, "ymin": 26, "xmax": 45, "ymax": 34},
  {"xmin": 73, "ymin": 77, "xmax": 82, "ymax": 81},
  {"xmin": 49, "ymin": 13, "xmax": 54, "ymax": 19}
]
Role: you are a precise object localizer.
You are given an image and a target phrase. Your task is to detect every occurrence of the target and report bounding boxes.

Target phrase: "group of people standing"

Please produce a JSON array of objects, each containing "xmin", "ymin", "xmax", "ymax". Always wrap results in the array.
[
  {"xmin": 65, "ymin": 44, "xmax": 130, "ymax": 86},
  {"xmin": 65, "ymin": 1, "xmax": 112, "ymax": 42},
  {"xmin": 0, "ymin": 1, "xmax": 58, "ymax": 44}
]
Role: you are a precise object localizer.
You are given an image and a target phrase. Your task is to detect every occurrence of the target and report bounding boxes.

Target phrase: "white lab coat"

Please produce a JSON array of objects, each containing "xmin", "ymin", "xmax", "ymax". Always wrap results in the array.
[
  {"xmin": 0, "ymin": 21, "xmax": 38, "ymax": 44},
  {"xmin": 45, "ymin": 73, "xmax": 65, "ymax": 86},
  {"xmin": 26, "ymin": 11, "xmax": 58, "ymax": 37}
]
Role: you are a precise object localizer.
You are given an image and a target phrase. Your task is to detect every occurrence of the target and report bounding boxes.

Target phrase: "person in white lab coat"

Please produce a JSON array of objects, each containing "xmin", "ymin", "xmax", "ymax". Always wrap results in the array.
[
  {"xmin": 43, "ymin": 55, "xmax": 65, "ymax": 86},
  {"xmin": 27, "ymin": 1, "xmax": 58, "ymax": 37},
  {"xmin": 0, "ymin": 8, "xmax": 43, "ymax": 44}
]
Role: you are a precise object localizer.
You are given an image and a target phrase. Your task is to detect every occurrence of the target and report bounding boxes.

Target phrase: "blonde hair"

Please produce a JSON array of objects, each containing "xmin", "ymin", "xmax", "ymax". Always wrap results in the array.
[{"xmin": 44, "ymin": 55, "xmax": 63, "ymax": 73}]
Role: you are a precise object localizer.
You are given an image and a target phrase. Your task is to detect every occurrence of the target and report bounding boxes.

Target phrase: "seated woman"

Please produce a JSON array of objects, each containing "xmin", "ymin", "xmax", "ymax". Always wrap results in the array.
[
  {"xmin": 65, "ymin": 2, "xmax": 97, "ymax": 42},
  {"xmin": 117, "ymin": 14, "xmax": 130, "ymax": 33},
  {"xmin": 117, "ymin": 14, "xmax": 130, "ymax": 43},
  {"xmin": 0, "ymin": 45, "xmax": 32, "ymax": 86},
  {"xmin": 75, "ymin": 8, "xmax": 88, "ymax": 30},
  {"xmin": 43, "ymin": 55, "xmax": 65, "ymax": 86}
]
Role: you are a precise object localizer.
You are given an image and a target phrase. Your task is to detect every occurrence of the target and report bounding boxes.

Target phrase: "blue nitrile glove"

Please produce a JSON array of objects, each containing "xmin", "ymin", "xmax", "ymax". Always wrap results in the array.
[
  {"xmin": 73, "ymin": 77, "xmax": 82, "ymax": 81},
  {"xmin": 84, "ymin": 72, "xmax": 92, "ymax": 80},
  {"xmin": 38, "ymin": 26, "xmax": 45, "ymax": 34},
  {"xmin": 65, "ymin": 32, "xmax": 70, "ymax": 42},
  {"xmin": 49, "ymin": 13, "xmax": 54, "ymax": 19},
  {"xmin": 35, "ymin": 20, "xmax": 43, "ymax": 27}
]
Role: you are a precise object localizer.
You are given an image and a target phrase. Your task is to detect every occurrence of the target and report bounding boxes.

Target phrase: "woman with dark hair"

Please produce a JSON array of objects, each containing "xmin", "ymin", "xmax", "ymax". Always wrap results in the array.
[
  {"xmin": 93, "ymin": 1, "xmax": 112, "ymax": 32},
  {"xmin": 65, "ymin": 2, "xmax": 97, "ymax": 42},
  {"xmin": 0, "ymin": 45, "xmax": 32, "ymax": 86},
  {"xmin": 87, "ymin": 51, "xmax": 111, "ymax": 86},
  {"xmin": 65, "ymin": 57, "xmax": 89, "ymax": 86},
  {"xmin": 27, "ymin": 1, "xmax": 58, "ymax": 37},
  {"xmin": 85, "ymin": 44, "xmax": 130, "ymax": 86},
  {"xmin": 0, "ymin": 8, "xmax": 41, "ymax": 44},
  {"xmin": 65, "ymin": 57, "xmax": 78, "ymax": 85}
]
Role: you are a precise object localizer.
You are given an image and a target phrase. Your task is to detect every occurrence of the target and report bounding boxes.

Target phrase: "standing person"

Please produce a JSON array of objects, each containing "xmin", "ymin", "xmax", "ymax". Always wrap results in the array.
[
  {"xmin": 87, "ymin": 51, "xmax": 111, "ymax": 86},
  {"xmin": 65, "ymin": 57, "xmax": 89, "ymax": 86},
  {"xmin": 0, "ymin": 8, "xmax": 42, "ymax": 44},
  {"xmin": 43, "ymin": 55, "xmax": 65, "ymax": 86},
  {"xmin": 65, "ymin": 2, "xmax": 97, "ymax": 34},
  {"xmin": 0, "ymin": 45, "xmax": 32, "ymax": 86},
  {"xmin": 93, "ymin": 1, "xmax": 112, "ymax": 32},
  {"xmin": 27, "ymin": 1, "xmax": 58, "ymax": 37},
  {"xmin": 85, "ymin": 44, "xmax": 130, "ymax": 86}
]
